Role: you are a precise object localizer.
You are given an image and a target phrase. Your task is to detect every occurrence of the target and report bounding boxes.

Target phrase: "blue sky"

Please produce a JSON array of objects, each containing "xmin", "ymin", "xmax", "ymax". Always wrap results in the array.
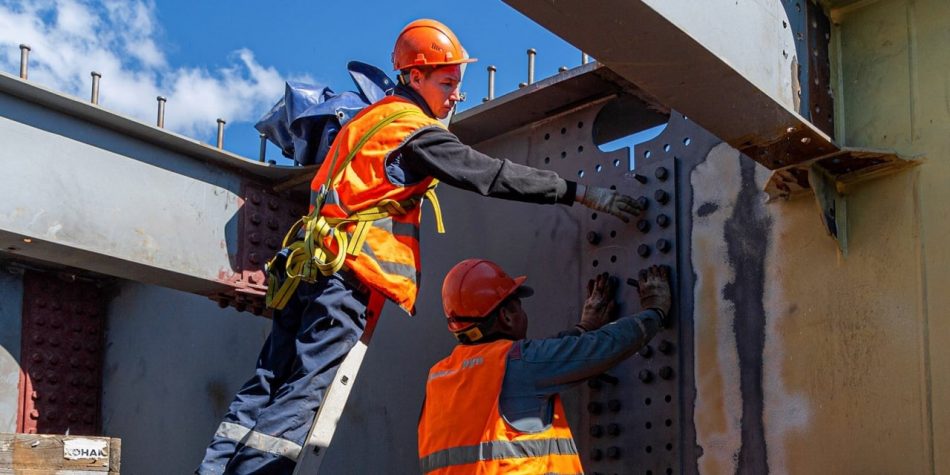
[{"xmin": 0, "ymin": 0, "xmax": 661, "ymax": 164}]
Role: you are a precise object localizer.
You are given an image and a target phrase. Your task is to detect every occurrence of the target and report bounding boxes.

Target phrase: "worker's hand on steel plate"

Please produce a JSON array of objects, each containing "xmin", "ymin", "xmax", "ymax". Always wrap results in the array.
[
  {"xmin": 578, "ymin": 272, "xmax": 618, "ymax": 331},
  {"xmin": 577, "ymin": 185, "xmax": 642, "ymax": 223},
  {"xmin": 637, "ymin": 265, "xmax": 672, "ymax": 327}
]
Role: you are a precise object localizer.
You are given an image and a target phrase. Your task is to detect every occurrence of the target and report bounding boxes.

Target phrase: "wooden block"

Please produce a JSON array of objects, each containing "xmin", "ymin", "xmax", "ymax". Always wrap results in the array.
[{"xmin": 0, "ymin": 433, "xmax": 121, "ymax": 473}]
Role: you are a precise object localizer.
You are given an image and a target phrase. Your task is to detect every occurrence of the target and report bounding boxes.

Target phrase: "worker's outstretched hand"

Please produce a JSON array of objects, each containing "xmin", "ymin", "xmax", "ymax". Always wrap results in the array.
[
  {"xmin": 637, "ymin": 265, "xmax": 672, "ymax": 327},
  {"xmin": 578, "ymin": 272, "xmax": 618, "ymax": 332},
  {"xmin": 577, "ymin": 185, "xmax": 642, "ymax": 223}
]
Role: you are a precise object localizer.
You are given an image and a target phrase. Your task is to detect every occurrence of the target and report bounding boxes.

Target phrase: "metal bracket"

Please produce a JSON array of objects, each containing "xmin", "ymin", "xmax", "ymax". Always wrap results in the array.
[
  {"xmin": 808, "ymin": 164, "xmax": 848, "ymax": 254},
  {"xmin": 764, "ymin": 148, "xmax": 920, "ymax": 253}
]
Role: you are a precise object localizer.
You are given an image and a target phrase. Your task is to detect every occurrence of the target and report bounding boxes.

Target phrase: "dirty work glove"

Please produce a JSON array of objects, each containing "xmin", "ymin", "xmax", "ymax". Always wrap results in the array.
[
  {"xmin": 577, "ymin": 272, "xmax": 618, "ymax": 332},
  {"xmin": 637, "ymin": 265, "xmax": 672, "ymax": 327},
  {"xmin": 577, "ymin": 185, "xmax": 641, "ymax": 223}
]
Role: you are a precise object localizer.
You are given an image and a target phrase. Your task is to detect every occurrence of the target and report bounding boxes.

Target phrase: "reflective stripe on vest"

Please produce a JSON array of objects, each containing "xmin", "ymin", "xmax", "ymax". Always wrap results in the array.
[
  {"xmin": 418, "ymin": 341, "xmax": 583, "ymax": 475},
  {"xmin": 213, "ymin": 421, "xmax": 302, "ymax": 460},
  {"xmin": 309, "ymin": 96, "xmax": 445, "ymax": 314},
  {"xmin": 419, "ymin": 438, "xmax": 579, "ymax": 473}
]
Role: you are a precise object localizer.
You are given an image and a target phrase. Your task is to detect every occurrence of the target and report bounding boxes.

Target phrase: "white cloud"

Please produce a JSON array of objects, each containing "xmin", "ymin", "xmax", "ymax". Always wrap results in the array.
[{"xmin": 0, "ymin": 0, "xmax": 290, "ymax": 139}]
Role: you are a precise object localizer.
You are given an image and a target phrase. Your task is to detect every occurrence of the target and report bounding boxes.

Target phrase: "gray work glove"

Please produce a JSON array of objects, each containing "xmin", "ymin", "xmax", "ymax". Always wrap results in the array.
[
  {"xmin": 637, "ymin": 265, "xmax": 672, "ymax": 327},
  {"xmin": 577, "ymin": 186, "xmax": 641, "ymax": 223},
  {"xmin": 577, "ymin": 272, "xmax": 618, "ymax": 332}
]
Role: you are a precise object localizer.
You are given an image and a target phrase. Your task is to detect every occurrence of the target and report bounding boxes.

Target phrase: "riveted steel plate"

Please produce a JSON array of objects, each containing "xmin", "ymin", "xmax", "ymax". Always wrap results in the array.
[{"xmin": 18, "ymin": 271, "xmax": 106, "ymax": 435}]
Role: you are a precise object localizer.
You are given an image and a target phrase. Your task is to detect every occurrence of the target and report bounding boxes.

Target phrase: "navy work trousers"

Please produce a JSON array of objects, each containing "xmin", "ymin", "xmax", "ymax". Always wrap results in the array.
[{"xmin": 196, "ymin": 272, "xmax": 370, "ymax": 475}]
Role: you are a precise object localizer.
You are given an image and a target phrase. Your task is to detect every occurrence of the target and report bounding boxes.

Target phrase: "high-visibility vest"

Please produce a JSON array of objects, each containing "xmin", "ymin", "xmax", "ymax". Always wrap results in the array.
[
  {"xmin": 418, "ymin": 340, "xmax": 584, "ymax": 474},
  {"xmin": 310, "ymin": 96, "xmax": 444, "ymax": 314}
]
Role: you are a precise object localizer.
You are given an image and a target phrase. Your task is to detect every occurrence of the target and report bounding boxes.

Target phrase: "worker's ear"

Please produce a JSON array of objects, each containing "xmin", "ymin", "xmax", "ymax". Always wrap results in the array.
[{"xmin": 408, "ymin": 68, "xmax": 424, "ymax": 89}]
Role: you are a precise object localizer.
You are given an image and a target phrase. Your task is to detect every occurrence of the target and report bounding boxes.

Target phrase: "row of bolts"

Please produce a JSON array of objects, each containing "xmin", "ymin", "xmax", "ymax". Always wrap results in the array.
[{"xmin": 16, "ymin": 44, "xmax": 591, "ymax": 161}]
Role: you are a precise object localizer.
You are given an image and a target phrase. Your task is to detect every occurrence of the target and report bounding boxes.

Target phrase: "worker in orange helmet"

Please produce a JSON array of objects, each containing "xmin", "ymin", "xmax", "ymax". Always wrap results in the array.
[
  {"xmin": 199, "ymin": 19, "xmax": 643, "ymax": 475},
  {"xmin": 418, "ymin": 260, "xmax": 672, "ymax": 474}
]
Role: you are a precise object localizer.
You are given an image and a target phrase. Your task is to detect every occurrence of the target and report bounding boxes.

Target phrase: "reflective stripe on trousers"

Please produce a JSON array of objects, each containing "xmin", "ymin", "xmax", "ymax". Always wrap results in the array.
[
  {"xmin": 214, "ymin": 422, "xmax": 302, "ymax": 460},
  {"xmin": 419, "ymin": 437, "xmax": 579, "ymax": 473}
]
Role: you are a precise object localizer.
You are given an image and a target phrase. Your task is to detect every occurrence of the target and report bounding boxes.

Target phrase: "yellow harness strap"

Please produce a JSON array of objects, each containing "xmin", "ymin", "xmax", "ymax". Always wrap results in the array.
[{"xmin": 265, "ymin": 111, "xmax": 446, "ymax": 310}]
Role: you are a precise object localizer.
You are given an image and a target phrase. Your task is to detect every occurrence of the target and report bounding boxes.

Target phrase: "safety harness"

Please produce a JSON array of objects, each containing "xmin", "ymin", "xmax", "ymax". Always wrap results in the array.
[{"xmin": 265, "ymin": 109, "xmax": 445, "ymax": 310}]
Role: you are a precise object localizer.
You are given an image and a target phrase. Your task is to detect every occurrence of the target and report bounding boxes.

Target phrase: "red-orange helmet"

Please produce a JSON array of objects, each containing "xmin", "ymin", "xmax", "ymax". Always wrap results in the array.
[
  {"xmin": 442, "ymin": 259, "xmax": 532, "ymax": 334},
  {"xmin": 392, "ymin": 19, "xmax": 477, "ymax": 71}
]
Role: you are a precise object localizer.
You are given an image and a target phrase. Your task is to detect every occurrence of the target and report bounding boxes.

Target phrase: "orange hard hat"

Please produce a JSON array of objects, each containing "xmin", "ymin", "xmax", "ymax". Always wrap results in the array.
[
  {"xmin": 392, "ymin": 19, "xmax": 477, "ymax": 71},
  {"xmin": 442, "ymin": 259, "xmax": 533, "ymax": 333}
]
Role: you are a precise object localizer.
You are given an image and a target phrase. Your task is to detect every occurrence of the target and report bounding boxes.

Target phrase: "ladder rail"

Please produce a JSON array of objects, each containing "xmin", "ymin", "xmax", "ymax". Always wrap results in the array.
[{"xmin": 292, "ymin": 293, "xmax": 384, "ymax": 474}]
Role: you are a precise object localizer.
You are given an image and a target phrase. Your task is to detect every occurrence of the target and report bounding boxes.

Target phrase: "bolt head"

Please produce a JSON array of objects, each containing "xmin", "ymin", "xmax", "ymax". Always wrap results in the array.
[
  {"xmin": 655, "ymin": 167, "xmax": 669, "ymax": 181},
  {"xmin": 636, "ymin": 219, "xmax": 651, "ymax": 233},
  {"xmin": 658, "ymin": 340, "xmax": 674, "ymax": 354},
  {"xmin": 659, "ymin": 366, "xmax": 674, "ymax": 380},
  {"xmin": 656, "ymin": 214, "xmax": 671, "ymax": 228}
]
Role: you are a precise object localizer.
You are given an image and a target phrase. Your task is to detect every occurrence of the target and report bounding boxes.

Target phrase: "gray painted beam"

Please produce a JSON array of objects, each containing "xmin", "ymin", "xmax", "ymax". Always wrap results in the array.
[
  {"xmin": 0, "ymin": 72, "xmax": 308, "ymax": 297},
  {"xmin": 503, "ymin": 0, "xmax": 840, "ymax": 168}
]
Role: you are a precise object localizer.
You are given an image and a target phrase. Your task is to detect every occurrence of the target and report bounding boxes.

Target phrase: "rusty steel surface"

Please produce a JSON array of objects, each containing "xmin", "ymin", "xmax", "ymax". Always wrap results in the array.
[
  {"xmin": 763, "ymin": 148, "xmax": 919, "ymax": 199},
  {"xmin": 503, "ymin": 0, "xmax": 841, "ymax": 169},
  {"xmin": 17, "ymin": 271, "xmax": 105, "ymax": 435},
  {"xmin": 214, "ymin": 183, "xmax": 306, "ymax": 315}
]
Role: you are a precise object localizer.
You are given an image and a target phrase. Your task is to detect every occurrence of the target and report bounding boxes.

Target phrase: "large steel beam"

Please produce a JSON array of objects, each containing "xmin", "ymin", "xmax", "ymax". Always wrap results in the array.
[
  {"xmin": 0, "ymin": 72, "xmax": 309, "ymax": 312},
  {"xmin": 504, "ymin": 0, "xmax": 840, "ymax": 169}
]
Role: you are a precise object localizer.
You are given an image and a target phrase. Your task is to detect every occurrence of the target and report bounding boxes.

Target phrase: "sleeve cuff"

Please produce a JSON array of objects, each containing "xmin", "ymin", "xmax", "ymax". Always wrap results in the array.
[{"xmin": 558, "ymin": 180, "xmax": 577, "ymax": 205}]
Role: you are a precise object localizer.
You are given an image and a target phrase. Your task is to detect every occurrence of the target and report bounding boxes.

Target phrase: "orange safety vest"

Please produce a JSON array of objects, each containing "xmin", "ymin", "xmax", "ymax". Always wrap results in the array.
[
  {"xmin": 418, "ymin": 340, "xmax": 584, "ymax": 474},
  {"xmin": 310, "ymin": 95, "xmax": 445, "ymax": 314}
]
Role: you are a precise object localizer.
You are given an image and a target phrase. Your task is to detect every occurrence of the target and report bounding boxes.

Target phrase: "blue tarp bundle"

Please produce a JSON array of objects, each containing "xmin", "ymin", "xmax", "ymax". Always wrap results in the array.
[{"xmin": 255, "ymin": 61, "xmax": 396, "ymax": 166}]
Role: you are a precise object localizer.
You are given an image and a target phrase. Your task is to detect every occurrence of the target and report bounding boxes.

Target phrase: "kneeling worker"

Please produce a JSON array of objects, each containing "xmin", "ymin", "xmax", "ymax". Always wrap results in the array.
[{"xmin": 418, "ymin": 259, "xmax": 672, "ymax": 474}]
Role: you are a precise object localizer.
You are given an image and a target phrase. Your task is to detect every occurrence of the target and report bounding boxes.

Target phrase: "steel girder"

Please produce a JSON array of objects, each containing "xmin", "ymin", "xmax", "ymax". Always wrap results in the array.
[{"xmin": 0, "ymin": 72, "xmax": 309, "ymax": 313}]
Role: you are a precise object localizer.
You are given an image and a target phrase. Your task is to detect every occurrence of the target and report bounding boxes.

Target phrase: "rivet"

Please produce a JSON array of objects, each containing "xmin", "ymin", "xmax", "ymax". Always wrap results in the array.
[
  {"xmin": 656, "ymin": 239, "xmax": 672, "ymax": 253},
  {"xmin": 268, "ymin": 200, "xmax": 279, "ymax": 211},
  {"xmin": 587, "ymin": 401, "xmax": 603, "ymax": 414},
  {"xmin": 637, "ymin": 196, "xmax": 650, "ymax": 211},
  {"xmin": 654, "ymin": 189, "xmax": 670, "ymax": 204},
  {"xmin": 587, "ymin": 231, "xmax": 601, "ymax": 245},
  {"xmin": 250, "ymin": 193, "xmax": 262, "ymax": 205},
  {"xmin": 266, "ymin": 237, "xmax": 280, "ymax": 250},
  {"xmin": 639, "ymin": 369, "xmax": 654, "ymax": 383},
  {"xmin": 656, "ymin": 214, "xmax": 671, "ymax": 228},
  {"xmin": 248, "ymin": 232, "xmax": 262, "ymax": 245},
  {"xmin": 636, "ymin": 219, "xmax": 651, "ymax": 233},
  {"xmin": 607, "ymin": 423, "xmax": 622, "ymax": 436},
  {"xmin": 590, "ymin": 448, "xmax": 603, "ymax": 461},
  {"xmin": 655, "ymin": 167, "xmax": 669, "ymax": 181},
  {"xmin": 639, "ymin": 345, "xmax": 653, "ymax": 358},
  {"xmin": 659, "ymin": 366, "xmax": 675, "ymax": 380},
  {"xmin": 249, "ymin": 253, "xmax": 260, "ymax": 265},
  {"xmin": 587, "ymin": 379, "xmax": 603, "ymax": 390},
  {"xmin": 590, "ymin": 425, "xmax": 604, "ymax": 438},
  {"xmin": 250, "ymin": 213, "xmax": 262, "ymax": 225},
  {"xmin": 637, "ymin": 244, "xmax": 651, "ymax": 258},
  {"xmin": 658, "ymin": 340, "xmax": 674, "ymax": 354},
  {"xmin": 267, "ymin": 218, "xmax": 279, "ymax": 230},
  {"xmin": 606, "ymin": 446, "xmax": 621, "ymax": 459}
]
